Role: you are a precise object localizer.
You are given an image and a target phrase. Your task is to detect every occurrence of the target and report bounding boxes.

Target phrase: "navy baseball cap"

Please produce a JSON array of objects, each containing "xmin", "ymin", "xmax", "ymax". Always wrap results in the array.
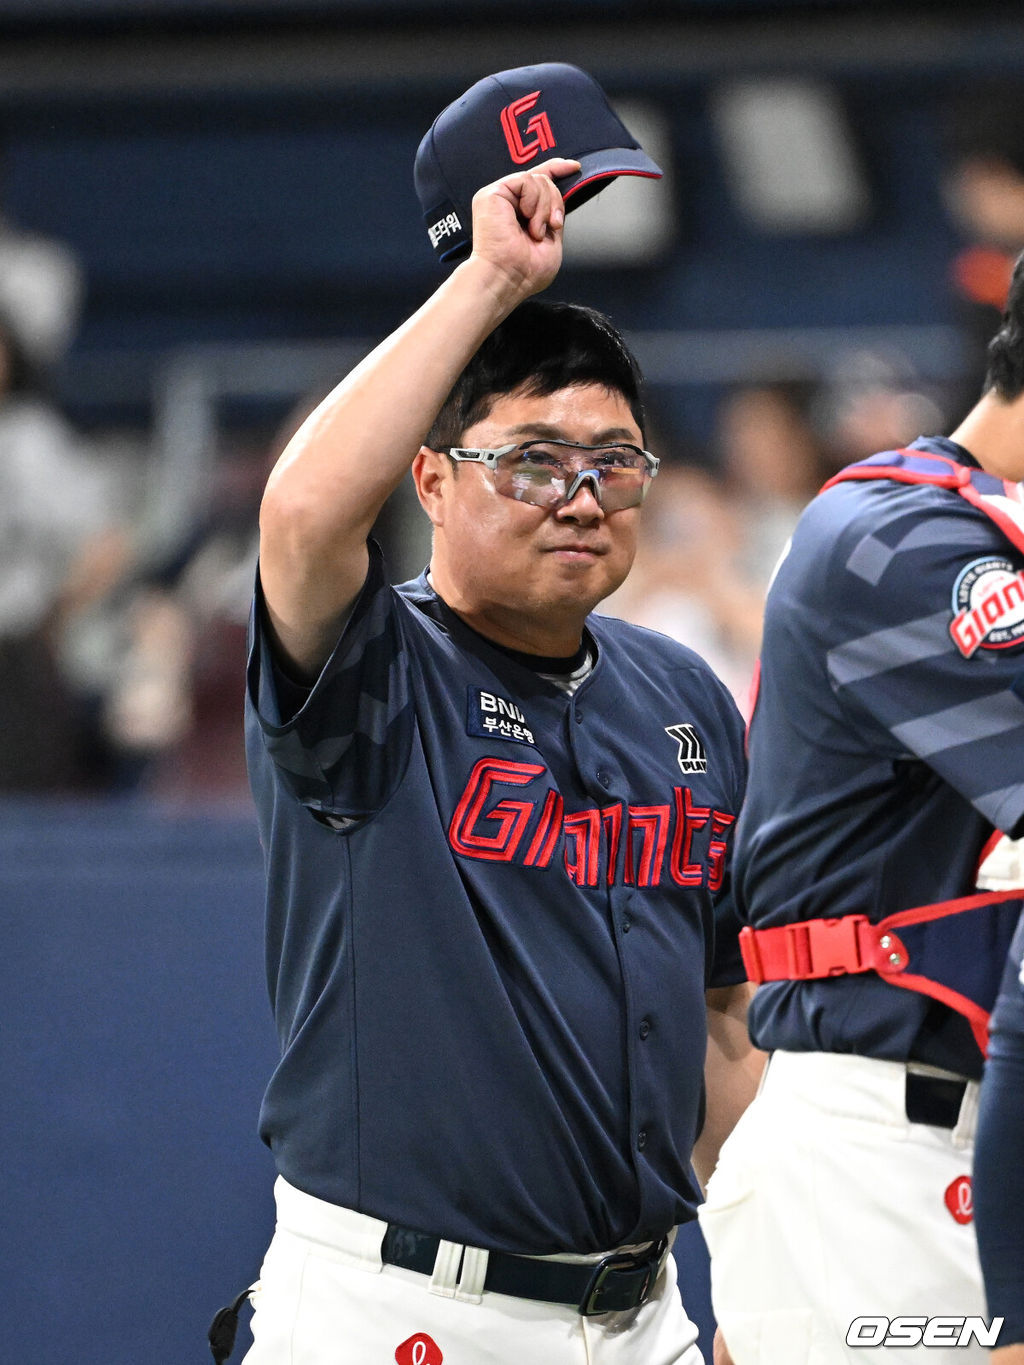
[{"xmin": 415, "ymin": 62, "xmax": 663, "ymax": 263}]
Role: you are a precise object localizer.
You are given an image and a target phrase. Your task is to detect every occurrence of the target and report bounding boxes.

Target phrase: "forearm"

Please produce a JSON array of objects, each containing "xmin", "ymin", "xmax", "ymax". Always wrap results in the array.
[
  {"xmin": 258, "ymin": 258, "xmax": 524, "ymax": 659},
  {"xmin": 257, "ymin": 155, "xmax": 576, "ymax": 676},
  {"xmin": 974, "ymin": 1045, "xmax": 1024, "ymax": 1351},
  {"xmin": 265, "ymin": 253, "xmax": 525, "ymax": 543},
  {"xmin": 693, "ymin": 981, "xmax": 765, "ymax": 1191}
]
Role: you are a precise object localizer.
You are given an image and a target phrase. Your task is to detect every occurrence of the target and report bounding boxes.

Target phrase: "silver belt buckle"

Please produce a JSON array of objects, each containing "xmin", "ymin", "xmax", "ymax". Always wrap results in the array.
[{"xmin": 578, "ymin": 1237, "xmax": 666, "ymax": 1316}]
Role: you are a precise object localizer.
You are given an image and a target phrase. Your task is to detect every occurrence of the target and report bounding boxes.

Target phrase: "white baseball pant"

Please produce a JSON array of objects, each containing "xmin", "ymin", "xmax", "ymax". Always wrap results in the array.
[
  {"xmin": 698, "ymin": 1051, "xmax": 987, "ymax": 1365},
  {"xmin": 241, "ymin": 1177, "xmax": 705, "ymax": 1365}
]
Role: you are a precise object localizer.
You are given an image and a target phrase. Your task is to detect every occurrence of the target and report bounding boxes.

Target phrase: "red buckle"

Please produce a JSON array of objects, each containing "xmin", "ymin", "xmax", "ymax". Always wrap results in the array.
[
  {"xmin": 741, "ymin": 916, "xmax": 876, "ymax": 983},
  {"xmin": 739, "ymin": 926, "xmax": 768, "ymax": 983},
  {"xmin": 801, "ymin": 915, "xmax": 870, "ymax": 976}
]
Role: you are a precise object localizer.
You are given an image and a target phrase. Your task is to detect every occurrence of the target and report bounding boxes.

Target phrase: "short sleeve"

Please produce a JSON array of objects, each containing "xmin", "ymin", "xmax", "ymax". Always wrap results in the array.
[
  {"xmin": 708, "ymin": 877, "xmax": 745, "ymax": 987},
  {"xmin": 708, "ymin": 688, "xmax": 748, "ymax": 988},
  {"xmin": 246, "ymin": 540, "xmax": 414, "ymax": 819},
  {"xmin": 825, "ymin": 500, "xmax": 1024, "ymax": 837}
]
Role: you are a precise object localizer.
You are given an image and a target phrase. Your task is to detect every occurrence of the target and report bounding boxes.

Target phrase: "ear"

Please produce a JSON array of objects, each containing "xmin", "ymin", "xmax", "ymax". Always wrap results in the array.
[{"xmin": 412, "ymin": 446, "xmax": 450, "ymax": 528}]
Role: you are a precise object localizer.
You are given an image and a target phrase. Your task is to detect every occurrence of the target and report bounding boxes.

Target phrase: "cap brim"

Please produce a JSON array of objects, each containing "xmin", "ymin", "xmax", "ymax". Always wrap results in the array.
[{"xmin": 558, "ymin": 147, "xmax": 663, "ymax": 206}]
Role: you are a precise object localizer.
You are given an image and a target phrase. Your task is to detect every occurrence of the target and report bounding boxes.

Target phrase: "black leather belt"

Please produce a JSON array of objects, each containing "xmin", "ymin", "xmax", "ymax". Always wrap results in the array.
[
  {"xmin": 380, "ymin": 1224, "xmax": 668, "ymax": 1316},
  {"xmin": 905, "ymin": 1070, "xmax": 969, "ymax": 1129}
]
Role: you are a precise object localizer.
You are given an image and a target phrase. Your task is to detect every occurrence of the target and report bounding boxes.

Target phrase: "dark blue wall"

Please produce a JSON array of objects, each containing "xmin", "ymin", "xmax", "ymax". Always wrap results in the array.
[
  {"xmin": 0, "ymin": 9, "xmax": 1015, "ymax": 440},
  {"xmin": 2, "ymin": 801, "xmax": 277, "ymax": 1364},
  {"xmin": 2, "ymin": 800, "xmax": 717, "ymax": 1363},
  {"xmin": 0, "ymin": 6, "xmax": 1018, "ymax": 437},
  {"xmin": 0, "ymin": 65, "xmax": 966, "ymax": 451},
  {"xmin": 11, "ymin": 76, "xmax": 957, "ymax": 349}
]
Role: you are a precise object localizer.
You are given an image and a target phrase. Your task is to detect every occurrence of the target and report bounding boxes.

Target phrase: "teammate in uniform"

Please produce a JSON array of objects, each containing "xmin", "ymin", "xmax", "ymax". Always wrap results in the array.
[
  {"xmin": 235, "ymin": 148, "xmax": 759, "ymax": 1365},
  {"xmin": 975, "ymin": 917, "xmax": 1024, "ymax": 1363},
  {"xmin": 698, "ymin": 253, "xmax": 1024, "ymax": 1363}
]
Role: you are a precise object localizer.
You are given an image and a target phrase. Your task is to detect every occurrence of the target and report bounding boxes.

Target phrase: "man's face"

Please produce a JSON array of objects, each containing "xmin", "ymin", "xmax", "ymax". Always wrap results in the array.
[{"xmin": 421, "ymin": 382, "xmax": 646, "ymax": 650}]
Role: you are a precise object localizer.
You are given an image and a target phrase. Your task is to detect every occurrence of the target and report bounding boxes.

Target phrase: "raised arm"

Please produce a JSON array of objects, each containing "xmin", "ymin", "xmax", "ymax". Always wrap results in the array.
[{"xmin": 257, "ymin": 156, "xmax": 580, "ymax": 678}]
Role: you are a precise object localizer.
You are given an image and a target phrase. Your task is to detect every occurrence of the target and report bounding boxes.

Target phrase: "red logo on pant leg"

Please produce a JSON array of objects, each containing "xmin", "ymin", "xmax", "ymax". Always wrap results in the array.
[
  {"xmin": 499, "ymin": 91, "xmax": 556, "ymax": 165},
  {"xmin": 395, "ymin": 1333, "xmax": 443, "ymax": 1365},
  {"xmin": 944, "ymin": 1175, "xmax": 973, "ymax": 1225}
]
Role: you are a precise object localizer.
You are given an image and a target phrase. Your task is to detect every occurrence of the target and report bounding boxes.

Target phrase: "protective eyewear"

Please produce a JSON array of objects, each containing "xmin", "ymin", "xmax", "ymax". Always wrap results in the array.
[{"xmin": 447, "ymin": 439, "xmax": 659, "ymax": 512}]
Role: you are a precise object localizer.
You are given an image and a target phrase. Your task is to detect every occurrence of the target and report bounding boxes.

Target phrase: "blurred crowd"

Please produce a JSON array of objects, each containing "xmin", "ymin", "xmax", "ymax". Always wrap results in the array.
[{"xmin": 7, "ymin": 77, "xmax": 1024, "ymax": 804}]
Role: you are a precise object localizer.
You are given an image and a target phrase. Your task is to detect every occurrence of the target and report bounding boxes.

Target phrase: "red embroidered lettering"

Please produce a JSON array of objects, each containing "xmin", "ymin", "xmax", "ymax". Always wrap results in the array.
[
  {"xmin": 707, "ymin": 810, "xmax": 736, "ymax": 893},
  {"xmin": 523, "ymin": 789, "xmax": 563, "ymax": 867},
  {"xmin": 669, "ymin": 786, "xmax": 710, "ymax": 885},
  {"xmin": 626, "ymin": 805, "xmax": 671, "ymax": 887},
  {"xmin": 448, "ymin": 768, "xmax": 737, "ymax": 893},
  {"xmin": 499, "ymin": 90, "xmax": 556, "ymax": 165},
  {"xmin": 602, "ymin": 804, "xmax": 622, "ymax": 885},
  {"xmin": 448, "ymin": 758, "xmax": 544, "ymax": 861},
  {"xmin": 563, "ymin": 809, "xmax": 602, "ymax": 886}
]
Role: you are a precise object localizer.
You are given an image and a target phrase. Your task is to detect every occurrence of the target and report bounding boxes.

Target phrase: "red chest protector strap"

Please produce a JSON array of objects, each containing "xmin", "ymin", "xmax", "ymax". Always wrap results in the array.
[
  {"xmin": 742, "ymin": 448, "xmax": 1024, "ymax": 1055},
  {"xmin": 739, "ymin": 889, "xmax": 1022, "ymax": 1055},
  {"xmin": 820, "ymin": 446, "xmax": 1024, "ymax": 555}
]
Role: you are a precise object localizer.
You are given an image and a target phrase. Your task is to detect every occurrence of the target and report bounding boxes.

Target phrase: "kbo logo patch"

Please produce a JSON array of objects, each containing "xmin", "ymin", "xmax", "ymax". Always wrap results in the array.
[{"xmin": 950, "ymin": 556, "xmax": 1024, "ymax": 657}]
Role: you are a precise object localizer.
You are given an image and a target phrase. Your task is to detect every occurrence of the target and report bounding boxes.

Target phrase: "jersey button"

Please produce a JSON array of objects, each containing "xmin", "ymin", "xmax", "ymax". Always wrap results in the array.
[
  {"xmin": 621, "ymin": 916, "xmax": 631, "ymax": 934},
  {"xmin": 637, "ymin": 1129, "xmax": 648, "ymax": 1151},
  {"xmin": 597, "ymin": 769, "xmax": 611, "ymax": 788},
  {"xmin": 575, "ymin": 709, "xmax": 584, "ymax": 723},
  {"xmin": 639, "ymin": 1018, "xmax": 651, "ymax": 1040}
]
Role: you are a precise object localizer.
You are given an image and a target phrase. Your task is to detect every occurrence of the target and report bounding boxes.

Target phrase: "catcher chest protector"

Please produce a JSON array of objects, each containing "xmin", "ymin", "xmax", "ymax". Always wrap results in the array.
[{"xmin": 740, "ymin": 447, "xmax": 1024, "ymax": 1054}]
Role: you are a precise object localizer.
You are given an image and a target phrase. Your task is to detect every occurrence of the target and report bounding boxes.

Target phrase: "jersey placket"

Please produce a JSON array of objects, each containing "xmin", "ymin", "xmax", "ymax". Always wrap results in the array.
[{"xmin": 567, "ymin": 677, "xmax": 655, "ymax": 1211}]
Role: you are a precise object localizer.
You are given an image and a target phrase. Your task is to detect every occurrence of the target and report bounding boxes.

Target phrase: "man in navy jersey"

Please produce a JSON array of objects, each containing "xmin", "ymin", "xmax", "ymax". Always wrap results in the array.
[
  {"xmin": 237, "ymin": 153, "xmax": 759, "ymax": 1365},
  {"xmin": 700, "ymin": 256, "xmax": 1024, "ymax": 1363}
]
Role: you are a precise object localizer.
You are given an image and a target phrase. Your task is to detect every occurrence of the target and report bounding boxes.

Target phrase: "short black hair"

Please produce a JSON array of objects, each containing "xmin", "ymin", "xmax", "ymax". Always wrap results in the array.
[
  {"xmin": 984, "ymin": 249, "xmax": 1024, "ymax": 400},
  {"xmin": 425, "ymin": 298, "xmax": 646, "ymax": 449}
]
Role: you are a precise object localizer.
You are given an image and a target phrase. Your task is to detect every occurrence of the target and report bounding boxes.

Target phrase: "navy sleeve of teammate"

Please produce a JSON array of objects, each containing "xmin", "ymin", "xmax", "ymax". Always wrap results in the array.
[
  {"xmin": 708, "ymin": 873, "xmax": 745, "ymax": 987},
  {"xmin": 821, "ymin": 490, "xmax": 1024, "ymax": 837},
  {"xmin": 246, "ymin": 539, "xmax": 413, "ymax": 820},
  {"xmin": 706, "ymin": 698, "xmax": 746, "ymax": 988},
  {"xmin": 974, "ymin": 917, "xmax": 1024, "ymax": 1346}
]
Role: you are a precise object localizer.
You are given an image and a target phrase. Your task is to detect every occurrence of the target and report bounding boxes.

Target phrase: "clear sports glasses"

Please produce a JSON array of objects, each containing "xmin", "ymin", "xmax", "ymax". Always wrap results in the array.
[{"xmin": 446, "ymin": 439, "xmax": 659, "ymax": 512}]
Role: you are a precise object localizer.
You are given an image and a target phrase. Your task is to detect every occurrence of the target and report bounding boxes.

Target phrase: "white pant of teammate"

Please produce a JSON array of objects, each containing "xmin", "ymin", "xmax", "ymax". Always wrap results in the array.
[
  {"xmin": 697, "ymin": 1051, "xmax": 987, "ymax": 1365},
  {"xmin": 241, "ymin": 1178, "xmax": 705, "ymax": 1365}
]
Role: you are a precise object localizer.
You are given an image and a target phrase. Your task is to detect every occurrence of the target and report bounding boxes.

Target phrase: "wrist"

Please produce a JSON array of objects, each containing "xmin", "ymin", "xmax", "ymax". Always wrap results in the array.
[{"xmin": 454, "ymin": 253, "xmax": 535, "ymax": 317}]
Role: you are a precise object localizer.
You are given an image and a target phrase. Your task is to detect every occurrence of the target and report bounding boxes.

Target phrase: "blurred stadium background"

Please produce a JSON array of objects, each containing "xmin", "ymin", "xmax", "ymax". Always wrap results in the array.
[{"xmin": 5, "ymin": 1, "xmax": 1024, "ymax": 1359}]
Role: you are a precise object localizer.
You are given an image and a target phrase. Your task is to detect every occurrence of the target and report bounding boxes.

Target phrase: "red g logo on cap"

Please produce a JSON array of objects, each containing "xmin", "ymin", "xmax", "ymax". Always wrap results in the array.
[
  {"xmin": 395, "ymin": 1334, "xmax": 443, "ymax": 1365},
  {"xmin": 500, "ymin": 91, "xmax": 556, "ymax": 164},
  {"xmin": 944, "ymin": 1175, "xmax": 973, "ymax": 1225}
]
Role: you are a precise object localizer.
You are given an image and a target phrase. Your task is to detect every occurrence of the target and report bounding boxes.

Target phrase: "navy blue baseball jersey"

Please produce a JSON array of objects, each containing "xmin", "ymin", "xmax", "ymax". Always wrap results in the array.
[
  {"xmin": 975, "ymin": 916, "xmax": 1024, "ymax": 1345},
  {"xmin": 245, "ymin": 541, "xmax": 746, "ymax": 1255},
  {"xmin": 736, "ymin": 437, "xmax": 1024, "ymax": 1079}
]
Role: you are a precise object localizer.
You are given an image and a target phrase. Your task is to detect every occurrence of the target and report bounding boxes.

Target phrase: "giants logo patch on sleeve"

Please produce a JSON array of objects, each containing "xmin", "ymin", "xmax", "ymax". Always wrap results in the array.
[
  {"xmin": 950, "ymin": 556, "xmax": 1024, "ymax": 657},
  {"xmin": 466, "ymin": 687, "xmax": 536, "ymax": 745}
]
